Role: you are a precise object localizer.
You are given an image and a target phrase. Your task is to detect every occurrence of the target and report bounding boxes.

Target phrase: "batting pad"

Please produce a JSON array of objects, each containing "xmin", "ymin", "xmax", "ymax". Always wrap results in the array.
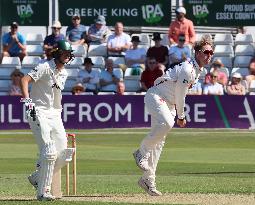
[
  {"xmin": 53, "ymin": 148, "xmax": 75, "ymax": 171},
  {"xmin": 38, "ymin": 141, "xmax": 57, "ymax": 196}
]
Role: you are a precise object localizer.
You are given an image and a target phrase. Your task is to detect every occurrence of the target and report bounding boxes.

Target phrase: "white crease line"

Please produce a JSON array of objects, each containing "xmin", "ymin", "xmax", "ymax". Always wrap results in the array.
[{"xmin": 0, "ymin": 131, "xmax": 254, "ymax": 135}]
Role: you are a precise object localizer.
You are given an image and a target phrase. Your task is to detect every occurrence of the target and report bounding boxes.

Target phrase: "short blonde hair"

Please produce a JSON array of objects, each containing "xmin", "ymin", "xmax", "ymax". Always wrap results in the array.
[{"xmin": 194, "ymin": 34, "xmax": 213, "ymax": 52}]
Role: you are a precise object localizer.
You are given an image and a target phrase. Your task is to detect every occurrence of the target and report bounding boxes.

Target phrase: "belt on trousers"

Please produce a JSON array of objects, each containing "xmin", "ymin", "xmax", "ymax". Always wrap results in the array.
[{"xmin": 155, "ymin": 79, "xmax": 168, "ymax": 86}]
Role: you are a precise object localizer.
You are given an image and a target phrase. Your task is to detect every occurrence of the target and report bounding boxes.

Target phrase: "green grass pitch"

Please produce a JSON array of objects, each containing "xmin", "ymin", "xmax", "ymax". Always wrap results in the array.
[{"xmin": 0, "ymin": 128, "xmax": 255, "ymax": 204}]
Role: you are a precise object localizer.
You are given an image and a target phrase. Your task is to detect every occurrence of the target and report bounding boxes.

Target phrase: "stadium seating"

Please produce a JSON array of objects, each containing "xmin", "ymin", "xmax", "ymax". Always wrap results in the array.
[
  {"xmin": 211, "ymin": 56, "xmax": 233, "ymax": 69},
  {"xmin": 66, "ymin": 57, "xmax": 83, "ymax": 69},
  {"xmin": 214, "ymin": 45, "xmax": 234, "ymax": 57},
  {"xmin": 72, "ymin": 45, "xmax": 87, "ymax": 57},
  {"xmin": 161, "ymin": 34, "xmax": 170, "ymax": 47},
  {"xmin": 62, "ymin": 92, "xmax": 72, "ymax": 95},
  {"xmin": 1, "ymin": 56, "xmax": 21, "ymax": 67},
  {"xmin": 18, "ymin": 26, "xmax": 47, "ymax": 40},
  {"xmin": 195, "ymin": 33, "xmax": 212, "ymax": 42},
  {"xmin": 20, "ymin": 67, "xmax": 33, "ymax": 75},
  {"xmin": 64, "ymin": 79, "xmax": 77, "ymax": 92},
  {"xmin": 214, "ymin": 33, "xmax": 234, "ymax": 45},
  {"xmin": 26, "ymin": 33, "xmax": 44, "ymax": 45},
  {"xmin": 0, "ymin": 67, "xmax": 16, "ymax": 79},
  {"xmin": 22, "ymin": 56, "xmax": 41, "ymax": 67},
  {"xmin": 26, "ymin": 45, "xmax": 44, "ymax": 56},
  {"xmin": 66, "ymin": 68, "xmax": 79, "ymax": 80},
  {"xmin": 124, "ymin": 79, "xmax": 141, "ymax": 92},
  {"xmin": 123, "ymin": 67, "xmax": 142, "ymax": 92},
  {"xmin": 1, "ymin": 21, "xmax": 255, "ymax": 95},
  {"xmin": 234, "ymin": 44, "xmax": 254, "ymax": 56},
  {"xmin": 97, "ymin": 92, "xmax": 115, "ymax": 95},
  {"xmin": 0, "ymin": 91, "xmax": 8, "ymax": 96},
  {"xmin": 79, "ymin": 92, "xmax": 94, "ymax": 95},
  {"xmin": 231, "ymin": 67, "xmax": 249, "ymax": 77},
  {"xmin": 87, "ymin": 43, "xmax": 107, "ymax": 57},
  {"xmin": 90, "ymin": 56, "xmax": 105, "ymax": 68},
  {"xmin": 131, "ymin": 33, "xmax": 150, "ymax": 46},
  {"xmin": 1, "ymin": 26, "xmax": 47, "ymax": 40},
  {"xmin": 244, "ymin": 26, "xmax": 255, "ymax": 43},
  {"xmin": 108, "ymin": 56, "xmax": 125, "ymax": 67},
  {"xmin": 113, "ymin": 68, "xmax": 124, "ymax": 79},
  {"xmin": 233, "ymin": 56, "xmax": 253, "ymax": 68},
  {"xmin": 0, "ymin": 79, "xmax": 11, "ymax": 92},
  {"xmin": 138, "ymin": 44, "xmax": 149, "ymax": 51},
  {"xmin": 235, "ymin": 33, "xmax": 254, "ymax": 45}
]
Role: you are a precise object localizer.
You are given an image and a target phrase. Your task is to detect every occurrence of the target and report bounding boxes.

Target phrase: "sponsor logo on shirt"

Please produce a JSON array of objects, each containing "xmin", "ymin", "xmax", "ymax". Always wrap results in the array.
[{"xmin": 52, "ymin": 83, "xmax": 60, "ymax": 90}]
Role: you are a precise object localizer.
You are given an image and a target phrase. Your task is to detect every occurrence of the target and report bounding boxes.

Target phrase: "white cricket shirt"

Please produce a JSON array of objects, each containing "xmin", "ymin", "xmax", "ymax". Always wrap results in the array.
[
  {"xmin": 154, "ymin": 58, "xmax": 202, "ymax": 119},
  {"xmin": 28, "ymin": 59, "xmax": 68, "ymax": 111}
]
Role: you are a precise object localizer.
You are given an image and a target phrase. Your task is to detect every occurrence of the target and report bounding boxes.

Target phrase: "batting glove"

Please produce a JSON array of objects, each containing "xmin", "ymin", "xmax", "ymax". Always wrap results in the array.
[{"xmin": 20, "ymin": 98, "xmax": 36, "ymax": 121}]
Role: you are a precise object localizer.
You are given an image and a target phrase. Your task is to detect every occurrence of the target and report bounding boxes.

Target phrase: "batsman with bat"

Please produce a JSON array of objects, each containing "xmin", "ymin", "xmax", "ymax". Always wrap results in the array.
[
  {"xmin": 133, "ymin": 35, "xmax": 214, "ymax": 196},
  {"xmin": 20, "ymin": 40, "xmax": 74, "ymax": 201}
]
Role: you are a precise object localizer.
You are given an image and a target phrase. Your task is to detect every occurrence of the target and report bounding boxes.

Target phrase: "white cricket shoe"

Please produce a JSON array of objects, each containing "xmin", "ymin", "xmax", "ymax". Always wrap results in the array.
[
  {"xmin": 28, "ymin": 171, "xmax": 39, "ymax": 190},
  {"xmin": 138, "ymin": 177, "xmax": 162, "ymax": 196},
  {"xmin": 133, "ymin": 149, "xmax": 150, "ymax": 171},
  {"xmin": 37, "ymin": 192, "xmax": 56, "ymax": 201}
]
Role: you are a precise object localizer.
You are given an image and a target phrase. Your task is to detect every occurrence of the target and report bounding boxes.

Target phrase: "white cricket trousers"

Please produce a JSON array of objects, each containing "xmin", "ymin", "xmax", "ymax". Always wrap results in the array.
[
  {"xmin": 140, "ymin": 87, "xmax": 176, "ymax": 183},
  {"xmin": 28, "ymin": 108, "xmax": 67, "ymax": 172}
]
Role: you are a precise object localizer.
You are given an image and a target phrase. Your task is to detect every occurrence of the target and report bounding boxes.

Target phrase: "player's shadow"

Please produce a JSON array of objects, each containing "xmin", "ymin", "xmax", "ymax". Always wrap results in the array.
[
  {"xmin": 0, "ymin": 199, "xmax": 35, "ymax": 201},
  {"xmin": 180, "ymin": 171, "xmax": 255, "ymax": 175}
]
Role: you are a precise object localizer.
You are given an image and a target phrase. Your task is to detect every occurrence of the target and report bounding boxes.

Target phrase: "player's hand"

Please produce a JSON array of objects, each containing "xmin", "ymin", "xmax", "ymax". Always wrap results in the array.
[
  {"xmin": 20, "ymin": 98, "xmax": 36, "ymax": 121},
  {"xmin": 177, "ymin": 118, "xmax": 186, "ymax": 128}
]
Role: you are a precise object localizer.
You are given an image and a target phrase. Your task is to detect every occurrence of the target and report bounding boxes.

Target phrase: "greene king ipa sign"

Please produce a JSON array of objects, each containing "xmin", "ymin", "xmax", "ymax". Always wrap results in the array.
[
  {"xmin": 184, "ymin": 0, "xmax": 255, "ymax": 26},
  {"xmin": 0, "ymin": 0, "xmax": 48, "ymax": 25},
  {"xmin": 59, "ymin": 0, "xmax": 171, "ymax": 26}
]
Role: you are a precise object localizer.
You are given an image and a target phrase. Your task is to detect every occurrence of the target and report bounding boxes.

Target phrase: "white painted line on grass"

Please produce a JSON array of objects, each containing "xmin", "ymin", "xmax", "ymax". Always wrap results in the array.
[{"xmin": 0, "ymin": 131, "xmax": 254, "ymax": 135}]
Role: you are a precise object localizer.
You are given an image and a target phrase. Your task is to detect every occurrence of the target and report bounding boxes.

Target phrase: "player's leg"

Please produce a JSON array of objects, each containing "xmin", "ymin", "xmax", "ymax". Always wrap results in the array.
[
  {"xmin": 134, "ymin": 89, "xmax": 175, "ymax": 195},
  {"xmin": 37, "ymin": 140, "xmax": 57, "ymax": 201},
  {"xmin": 147, "ymin": 106, "xmax": 176, "ymax": 178},
  {"xmin": 140, "ymin": 102, "xmax": 175, "ymax": 155},
  {"xmin": 134, "ymin": 90, "xmax": 174, "ymax": 171},
  {"xmin": 51, "ymin": 114, "xmax": 74, "ymax": 172},
  {"xmin": 27, "ymin": 113, "xmax": 50, "ymax": 190},
  {"xmin": 50, "ymin": 115, "xmax": 74, "ymax": 198},
  {"xmin": 133, "ymin": 92, "xmax": 169, "ymax": 171},
  {"xmin": 140, "ymin": 106, "xmax": 175, "ymax": 196},
  {"xmin": 27, "ymin": 112, "xmax": 57, "ymax": 201}
]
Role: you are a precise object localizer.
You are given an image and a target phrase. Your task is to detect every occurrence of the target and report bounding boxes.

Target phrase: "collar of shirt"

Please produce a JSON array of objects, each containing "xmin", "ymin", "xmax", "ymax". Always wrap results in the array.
[
  {"xmin": 190, "ymin": 57, "xmax": 202, "ymax": 73},
  {"xmin": 48, "ymin": 59, "xmax": 64, "ymax": 76},
  {"xmin": 190, "ymin": 57, "xmax": 203, "ymax": 83},
  {"xmin": 48, "ymin": 59, "xmax": 57, "ymax": 70}
]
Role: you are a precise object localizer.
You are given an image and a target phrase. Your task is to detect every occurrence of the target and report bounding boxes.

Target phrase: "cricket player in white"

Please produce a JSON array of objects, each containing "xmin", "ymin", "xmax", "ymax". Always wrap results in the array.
[
  {"xmin": 133, "ymin": 35, "xmax": 214, "ymax": 196},
  {"xmin": 20, "ymin": 40, "xmax": 74, "ymax": 201}
]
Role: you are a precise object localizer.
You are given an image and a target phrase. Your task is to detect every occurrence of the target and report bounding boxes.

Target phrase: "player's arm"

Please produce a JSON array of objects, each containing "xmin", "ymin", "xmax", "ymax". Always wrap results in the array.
[
  {"xmin": 20, "ymin": 75, "xmax": 37, "ymax": 121},
  {"xmin": 20, "ymin": 75, "xmax": 33, "ymax": 98},
  {"xmin": 174, "ymin": 64, "xmax": 193, "ymax": 127}
]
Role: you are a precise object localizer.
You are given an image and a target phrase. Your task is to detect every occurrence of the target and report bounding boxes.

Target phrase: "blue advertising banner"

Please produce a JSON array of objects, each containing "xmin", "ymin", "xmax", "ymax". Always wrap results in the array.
[{"xmin": 0, "ymin": 95, "xmax": 255, "ymax": 130}]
